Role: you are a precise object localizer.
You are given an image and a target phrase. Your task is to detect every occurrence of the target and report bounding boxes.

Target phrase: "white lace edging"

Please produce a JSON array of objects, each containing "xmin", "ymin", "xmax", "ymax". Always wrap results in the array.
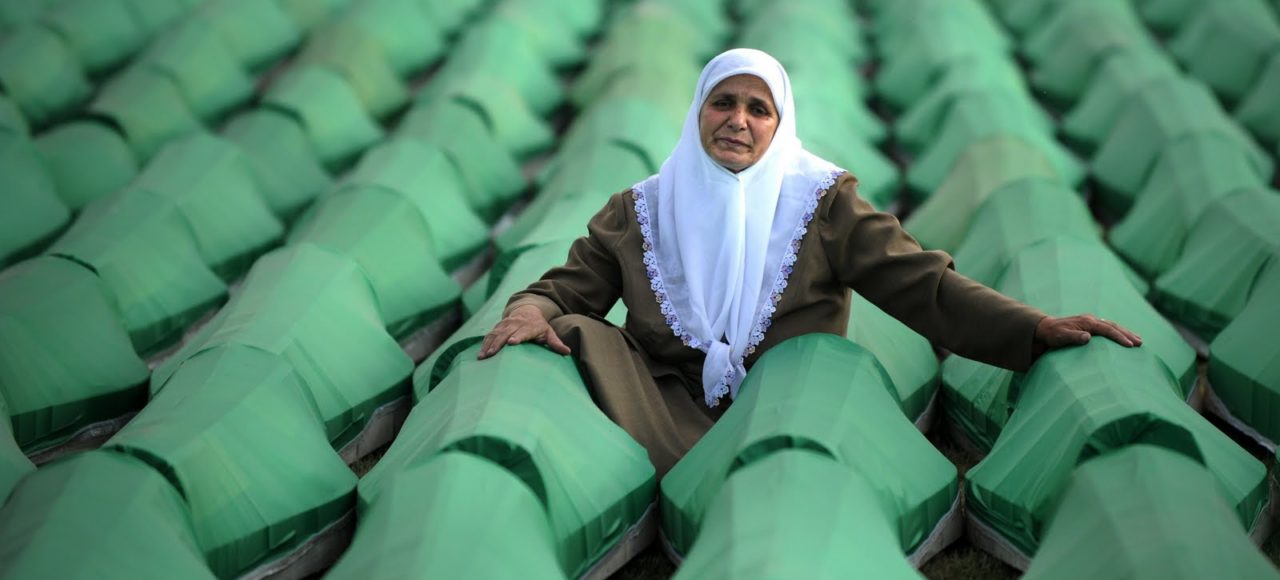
[{"xmin": 632, "ymin": 170, "xmax": 845, "ymax": 407}]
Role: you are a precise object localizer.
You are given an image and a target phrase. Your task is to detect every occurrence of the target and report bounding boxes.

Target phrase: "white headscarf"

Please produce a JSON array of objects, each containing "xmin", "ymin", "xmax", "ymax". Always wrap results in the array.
[{"xmin": 632, "ymin": 48, "xmax": 843, "ymax": 407}]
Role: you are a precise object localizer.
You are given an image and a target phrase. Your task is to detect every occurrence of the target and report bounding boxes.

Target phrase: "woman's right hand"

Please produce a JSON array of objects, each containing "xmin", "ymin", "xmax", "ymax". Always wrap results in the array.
[{"xmin": 477, "ymin": 304, "xmax": 572, "ymax": 359}]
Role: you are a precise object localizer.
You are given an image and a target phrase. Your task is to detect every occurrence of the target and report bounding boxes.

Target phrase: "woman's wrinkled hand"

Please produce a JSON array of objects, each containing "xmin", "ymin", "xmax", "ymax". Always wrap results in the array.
[
  {"xmin": 477, "ymin": 305, "xmax": 572, "ymax": 360},
  {"xmin": 1035, "ymin": 314, "xmax": 1143, "ymax": 351}
]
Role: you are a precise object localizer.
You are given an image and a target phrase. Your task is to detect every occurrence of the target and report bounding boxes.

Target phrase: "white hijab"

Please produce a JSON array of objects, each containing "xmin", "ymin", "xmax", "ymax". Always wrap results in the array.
[{"xmin": 632, "ymin": 48, "xmax": 843, "ymax": 407}]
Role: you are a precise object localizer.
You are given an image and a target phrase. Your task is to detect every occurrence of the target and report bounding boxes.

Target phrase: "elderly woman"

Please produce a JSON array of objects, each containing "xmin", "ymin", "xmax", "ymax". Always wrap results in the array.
[{"xmin": 478, "ymin": 49, "xmax": 1141, "ymax": 476}]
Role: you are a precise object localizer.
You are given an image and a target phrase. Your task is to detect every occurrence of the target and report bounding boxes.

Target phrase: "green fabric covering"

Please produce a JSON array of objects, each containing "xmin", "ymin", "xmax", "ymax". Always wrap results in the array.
[
  {"xmin": 262, "ymin": 64, "xmax": 384, "ymax": 170},
  {"xmin": 340, "ymin": 0, "xmax": 444, "ymax": 77},
  {"xmin": 900, "ymin": 86, "xmax": 1053, "ymax": 158},
  {"xmin": 0, "ymin": 133, "xmax": 68, "ymax": 265},
  {"xmin": 644, "ymin": 0, "xmax": 730, "ymax": 46},
  {"xmin": 896, "ymin": 60, "xmax": 1041, "ymax": 153},
  {"xmin": 339, "ymin": 138, "xmax": 489, "ymax": 269},
  {"xmin": 1060, "ymin": 48, "xmax": 1181, "ymax": 153},
  {"xmin": 131, "ymin": 132, "xmax": 283, "ymax": 276},
  {"xmin": 0, "ymin": 0, "xmax": 47, "ymax": 30},
  {"xmin": 793, "ymin": 78, "xmax": 885, "ymax": 143},
  {"xmin": 417, "ymin": 240, "xmax": 576, "ymax": 393},
  {"xmin": 429, "ymin": 23, "xmax": 563, "ymax": 116},
  {"xmin": 1154, "ymin": 188, "xmax": 1280, "ymax": 340},
  {"xmin": 905, "ymin": 92, "xmax": 1083, "ymax": 199},
  {"xmin": 121, "ymin": 0, "xmax": 201, "ymax": 38},
  {"xmin": 420, "ymin": 73, "xmax": 555, "ymax": 158},
  {"xmin": 943, "ymin": 238, "xmax": 1199, "ymax": 450},
  {"xmin": 739, "ymin": 3, "xmax": 868, "ymax": 66},
  {"xmin": 0, "ymin": 391, "xmax": 34, "ymax": 503},
  {"xmin": 0, "ymin": 451, "xmax": 215, "ymax": 579},
  {"xmin": 1133, "ymin": 0, "xmax": 1206, "ymax": 33},
  {"xmin": 418, "ymin": 0, "xmax": 482, "ymax": 35},
  {"xmin": 847, "ymin": 292, "xmax": 939, "ymax": 422},
  {"xmin": 904, "ymin": 137, "xmax": 1059, "ymax": 251},
  {"xmin": 571, "ymin": 7, "xmax": 705, "ymax": 108},
  {"xmin": 47, "ymin": 192, "xmax": 227, "ymax": 354},
  {"xmin": 1209, "ymin": 262, "xmax": 1280, "ymax": 442},
  {"xmin": 298, "ymin": 21, "xmax": 408, "ymax": 120},
  {"xmin": 793, "ymin": 135, "xmax": 899, "ymax": 210},
  {"xmin": 0, "ymin": 25, "xmax": 90, "ymax": 127},
  {"xmin": 873, "ymin": 32, "xmax": 1008, "ymax": 111},
  {"xmin": 1024, "ymin": 445, "xmax": 1280, "ymax": 580},
  {"xmin": 152, "ymin": 245, "xmax": 413, "ymax": 446},
  {"xmin": 288, "ymin": 186, "xmax": 461, "ymax": 336},
  {"xmin": 41, "ymin": 0, "xmax": 145, "ymax": 75},
  {"xmin": 498, "ymin": 142, "xmax": 651, "ymax": 256},
  {"xmin": 1090, "ymin": 77, "xmax": 1273, "ymax": 215},
  {"xmin": 461, "ymin": 270, "xmax": 491, "ymax": 319},
  {"xmin": 278, "ymin": 0, "xmax": 351, "ymax": 30},
  {"xmin": 1169, "ymin": 3, "xmax": 1280, "ymax": 104},
  {"xmin": 88, "ymin": 68, "xmax": 202, "ymax": 160},
  {"xmin": 1110, "ymin": 135, "xmax": 1266, "ymax": 278},
  {"xmin": 0, "ymin": 93, "xmax": 26, "ymax": 135},
  {"xmin": 550, "ymin": 96, "xmax": 680, "ymax": 179},
  {"xmin": 365, "ymin": 343, "xmax": 656, "ymax": 577},
  {"xmin": 507, "ymin": 0, "xmax": 603, "ymax": 39},
  {"xmin": 221, "ymin": 109, "xmax": 332, "ymax": 218},
  {"xmin": 109, "ymin": 345, "xmax": 355, "ymax": 578},
  {"xmin": 572, "ymin": 47, "xmax": 702, "ymax": 113},
  {"xmin": 1021, "ymin": 0, "xmax": 1149, "ymax": 62},
  {"xmin": 874, "ymin": 0, "xmax": 1010, "ymax": 57},
  {"xmin": 135, "ymin": 19, "xmax": 255, "ymax": 122},
  {"xmin": 330, "ymin": 452, "xmax": 565, "ymax": 580},
  {"xmin": 194, "ymin": 0, "xmax": 301, "ymax": 70},
  {"xmin": 661, "ymin": 335, "xmax": 957, "ymax": 556},
  {"xmin": 0, "ymin": 256, "xmax": 148, "ymax": 452},
  {"xmin": 674, "ymin": 449, "xmax": 923, "ymax": 580},
  {"xmin": 1025, "ymin": 3, "xmax": 1157, "ymax": 104},
  {"xmin": 950, "ymin": 179, "xmax": 1145, "ymax": 293},
  {"xmin": 990, "ymin": 0, "xmax": 1061, "ymax": 35},
  {"xmin": 965, "ymin": 342, "xmax": 1268, "ymax": 556},
  {"xmin": 1236, "ymin": 51, "xmax": 1280, "ymax": 144},
  {"xmin": 36, "ymin": 120, "xmax": 139, "ymax": 211},
  {"xmin": 485, "ymin": 6, "xmax": 586, "ymax": 69},
  {"xmin": 396, "ymin": 100, "xmax": 525, "ymax": 219}
]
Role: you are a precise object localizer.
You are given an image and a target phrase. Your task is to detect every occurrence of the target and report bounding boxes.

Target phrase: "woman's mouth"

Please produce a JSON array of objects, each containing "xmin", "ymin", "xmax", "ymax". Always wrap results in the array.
[{"xmin": 717, "ymin": 137, "xmax": 749, "ymax": 148}]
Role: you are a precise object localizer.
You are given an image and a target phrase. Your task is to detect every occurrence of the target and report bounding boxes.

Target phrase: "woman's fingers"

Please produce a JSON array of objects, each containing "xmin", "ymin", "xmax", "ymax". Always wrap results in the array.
[{"xmin": 543, "ymin": 327, "xmax": 572, "ymax": 355}]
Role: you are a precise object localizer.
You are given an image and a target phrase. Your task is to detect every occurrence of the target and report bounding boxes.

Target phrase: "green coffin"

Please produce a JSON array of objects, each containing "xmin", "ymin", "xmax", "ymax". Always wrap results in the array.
[
  {"xmin": 739, "ymin": 3, "xmax": 869, "ymax": 65},
  {"xmin": 277, "ymin": 0, "xmax": 350, "ymax": 31},
  {"xmin": 47, "ymin": 192, "xmax": 227, "ymax": 355},
  {"xmin": 0, "ymin": 94, "xmax": 26, "ymax": 135},
  {"xmin": 363, "ymin": 343, "xmax": 655, "ymax": 578},
  {"xmin": 152, "ymin": 245, "xmax": 413, "ymax": 446},
  {"xmin": 950, "ymin": 178, "xmax": 1145, "ymax": 293},
  {"xmin": 1154, "ymin": 187, "xmax": 1280, "ymax": 340},
  {"xmin": 221, "ymin": 109, "xmax": 333, "ymax": 219},
  {"xmin": 966, "ymin": 343, "xmax": 1268, "ymax": 556},
  {"xmin": 339, "ymin": 138, "xmax": 490, "ymax": 269},
  {"xmin": 297, "ymin": 21, "xmax": 409, "ymax": 120},
  {"xmin": 0, "ymin": 133, "xmax": 68, "ymax": 265},
  {"xmin": 288, "ymin": 185, "xmax": 461, "ymax": 336},
  {"xmin": 847, "ymin": 291, "xmax": 939, "ymax": 422},
  {"xmin": 1110, "ymin": 134, "xmax": 1266, "ymax": 278},
  {"xmin": 0, "ymin": 391, "xmax": 34, "ymax": 503},
  {"xmin": 122, "ymin": 0, "xmax": 201, "ymax": 38},
  {"xmin": 88, "ymin": 68, "xmax": 201, "ymax": 160},
  {"xmin": 339, "ymin": 0, "xmax": 445, "ymax": 77},
  {"xmin": 193, "ymin": 0, "xmax": 301, "ymax": 71},
  {"xmin": 661, "ymin": 335, "xmax": 957, "ymax": 558},
  {"xmin": 0, "ymin": 257, "xmax": 148, "ymax": 453},
  {"xmin": 329, "ymin": 452, "xmax": 565, "ymax": 580},
  {"xmin": 262, "ymin": 64, "xmax": 384, "ymax": 170},
  {"xmin": 1060, "ymin": 48, "xmax": 1182, "ymax": 153},
  {"xmin": 874, "ymin": 33, "xmax": 1007, "ymax": 111},
  {"xmin": 0, "ymin": 451, "xmax": 215, "ymax": 579},
  {"xmin": 905, "ymin": 91, "xmax": 1082, "ymax": 200},
  {"xmin": 484, "ymin": 7, "xmax": 586, "ymax": 69},
  {"xmin": 36, "ymin": 121, "xmax": 139, "ymax": 211},
  {"xmin": 1089, "ymin": 76, "xmax": 1272, "ymax": 215},
  {"xmin": 551, "ymin": 96, "xmax": 679, "ymax": 179},
  {"xmin": 904, "ymin": 136, "xmax": 1059, "ymax": 251},
  {"xmin": 1169, "ymin": 3, "xmax": 1280, "ymax": 104},
  {"xmin": 41, "ymin": 0, "xmax": 145, "ymax": 75},
  {"xmin": 896, "ymin": 59, "xmax": 1041, "ymax": 153},
  {"xmin": 109, "ymin": 345, "xmax": 355, "ymax": 578},
  {"xmin": 674, "ymin": 450, "xmax": 922, "ymax": 580},
  {"xmin": 0, "ymin": 25, "xmax": 90, "ymax": 127},
  {"xmin": 943, "ymin": 238, "xmax": 1199, "ymax": 450},
  {"xmin": 1209, "ymin": 262, "xmax": 1280, "ymax": 443},
  {"xmin": 136, "ymin": 19, "xmax": 256, "ymax": 122},
  {"xmin": 396, "ymin": 100, "xmax": 526, "ymax": 220},
  {"xmin": 802, "ymin": 134, "xmax": 898, "ymax": 210},
  {"xmin": 428, "ymin": 23, "xmax": 562, "ymax": 115},
  {"xmin": 420, "ymin": 73, "xmax": 555, "ymax": 159},
  {"xmin": 1025, "ymin": 3, "xmax": 1157, "ymax": 104},
  {"xmin": 1024, "ymin": 445, "xmax": 1279, "ymax": 580},
  {"xmin": 1236, "ymin": 51, "xmax": 1280, "ymax": 145}
]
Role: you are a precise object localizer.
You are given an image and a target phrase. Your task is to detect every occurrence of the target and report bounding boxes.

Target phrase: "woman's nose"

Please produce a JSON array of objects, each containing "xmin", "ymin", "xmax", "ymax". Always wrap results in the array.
[{"xmin": 727, "ymin": 107, "xmax": 747, "ymax": 129}]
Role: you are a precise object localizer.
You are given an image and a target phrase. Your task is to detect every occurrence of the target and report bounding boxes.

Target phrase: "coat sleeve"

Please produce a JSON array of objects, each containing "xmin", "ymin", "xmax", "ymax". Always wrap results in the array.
[
  {"xmin": 819, "ymin": 175, "xmax": 1048, "ymax": 371},
  {"xmin": 504, "ymin": 192, "xmax": 628, "ymax": 321}
]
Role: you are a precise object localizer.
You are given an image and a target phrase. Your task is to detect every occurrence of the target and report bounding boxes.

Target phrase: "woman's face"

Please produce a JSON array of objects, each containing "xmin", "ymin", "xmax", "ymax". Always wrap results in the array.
[{"xmin": 699, "ymin": 74, "xmax": 779, "ymax": 173}]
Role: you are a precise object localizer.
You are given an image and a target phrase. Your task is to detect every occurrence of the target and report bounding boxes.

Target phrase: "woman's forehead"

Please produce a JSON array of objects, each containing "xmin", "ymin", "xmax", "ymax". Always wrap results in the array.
[{"xmin": 705, "ymin": 74, "xmax": 775, "ymax": 105}]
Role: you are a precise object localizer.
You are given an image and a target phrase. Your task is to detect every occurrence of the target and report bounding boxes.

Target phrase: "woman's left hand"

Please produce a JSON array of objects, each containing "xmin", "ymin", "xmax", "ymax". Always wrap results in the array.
[{"xmin": 1035, "ymin": 315, "xmax": 1143, "ymax": 350}]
